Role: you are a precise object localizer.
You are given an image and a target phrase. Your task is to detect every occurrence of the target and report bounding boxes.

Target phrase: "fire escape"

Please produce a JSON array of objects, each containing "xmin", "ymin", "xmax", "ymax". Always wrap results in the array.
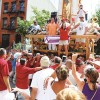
[{"xmin": 2, "ymin": 0, "xmax": 25, "ymax": 31}]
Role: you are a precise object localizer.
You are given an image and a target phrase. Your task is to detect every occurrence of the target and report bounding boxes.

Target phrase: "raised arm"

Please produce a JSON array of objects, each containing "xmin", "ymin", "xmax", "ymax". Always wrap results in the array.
[
  {"xmin": 72, "ymin": 23, "xmax": 80, "ymax": 30},
  {"xmin": 72, "ymin": 54, "xmax": 84, "ymax": 91}
]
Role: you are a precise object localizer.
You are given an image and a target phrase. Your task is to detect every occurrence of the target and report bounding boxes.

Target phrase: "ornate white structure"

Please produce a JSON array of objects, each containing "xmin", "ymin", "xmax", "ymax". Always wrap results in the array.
[{"xmin": 58, "ymin": 0, "xmax": 80, "ymax": 19}]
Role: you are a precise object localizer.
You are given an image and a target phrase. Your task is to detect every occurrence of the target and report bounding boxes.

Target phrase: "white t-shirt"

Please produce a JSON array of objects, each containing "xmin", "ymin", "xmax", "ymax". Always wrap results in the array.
[
  {"xmin": 89, "ymin": 22, "xmax": 99, "ymax": 33},
  {"xmin": 30, "ymin": 68, "xmax": 54, "ymax": 100},
  {"xmin": 14, "ymin": 52, "xmax": 22, "ymax": 58},
  {"xmin": 34, "ymin": 25, "xmax": 41, "ymax": 30},
  {"xmin": 77, "ymin": 9, "xmax": 85, "ymax": 18},
  {"xmin": 76, "ymin": 21, "xmax": 87, "ymax": 35},
  {"xmin": 45, "ymin": 78, "xmax": 56, "ymax": 100}
]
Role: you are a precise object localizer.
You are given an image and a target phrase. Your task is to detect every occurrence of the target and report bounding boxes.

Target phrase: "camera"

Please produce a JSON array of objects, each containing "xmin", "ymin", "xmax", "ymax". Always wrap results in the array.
[{"xmin": 62, "ymin": 55, "xmax": 67, "ymax": 62}]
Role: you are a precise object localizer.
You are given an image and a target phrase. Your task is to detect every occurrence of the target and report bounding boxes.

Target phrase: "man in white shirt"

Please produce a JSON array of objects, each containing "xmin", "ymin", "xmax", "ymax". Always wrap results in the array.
[
  {"xmin": 77, "ymin": 4, "xmax": 86, "ymax": 21},
  {"xmin": 30, "ymin": 56, "xmax": 54, "ymax": 100},
  {"xmin": 28, "ymin": 21, "xmax": 41, "ymax": 34},
  {"xmin": 88, "ymin": 17, "xmax": 99, "ymax": 35},
  {"xmin": 72, "ymin": 14, "xmax": 88, "ymax": 51},
  {"xmin": 33, "ymin": 21, "xmax": 41, "ymax": 31}
]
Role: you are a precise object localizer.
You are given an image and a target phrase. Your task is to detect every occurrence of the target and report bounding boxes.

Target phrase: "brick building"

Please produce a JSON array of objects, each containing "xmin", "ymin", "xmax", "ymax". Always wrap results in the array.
[{"xmin": 0, "ymin": 0, "xmax": 27, "ymax": 48}]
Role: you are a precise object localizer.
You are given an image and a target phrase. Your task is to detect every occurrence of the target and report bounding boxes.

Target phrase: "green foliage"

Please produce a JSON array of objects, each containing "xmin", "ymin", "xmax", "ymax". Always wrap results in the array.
[
  {"xmin": 16, "ymin": 17, "xmax": 32, "ymax": 36},
  {"xmin": 94, "ymin": 9, "xmax": 100, "ymax": 55},
  {"xmin": 14, "ymin": 42, "xmax": 22, "ymax": 50},
  {"xmin": 32, "ymin": 7, "xmax": 50, "ymax": 27},
  {"xmin": 95, "ymin": 8, "xmax": 100, "ymax": 26}
]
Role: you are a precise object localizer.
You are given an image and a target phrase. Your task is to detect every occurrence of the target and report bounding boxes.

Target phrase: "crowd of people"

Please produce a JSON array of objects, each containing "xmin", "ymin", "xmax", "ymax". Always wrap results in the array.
[
  {"xmin": 0, "ymin": 4, "xmax": 100, "ymax": 100},
  {"xmin": 0, "ymin": 47, "xmax": 100, "ymax": 100},
  {"xmin": 28, "ymin": 4, "xmax": 100, "ymax": 57},
  {"xmin": 47, "ymin": 16, "xmax": 100, "ymax": 55}
]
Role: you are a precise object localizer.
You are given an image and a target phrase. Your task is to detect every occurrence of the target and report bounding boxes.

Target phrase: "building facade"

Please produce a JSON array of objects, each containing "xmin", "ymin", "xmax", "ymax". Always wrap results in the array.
[
  {"xmin": 0, "ymin": 0, "xmax": 2, "ymax": 18},
  {"xmin": 0, "ymin": 0, "xmax": 2, "ymax": 43},
  {"xmin": 0, "ymin": 0, "xmax": 27, "ymax": 48}
]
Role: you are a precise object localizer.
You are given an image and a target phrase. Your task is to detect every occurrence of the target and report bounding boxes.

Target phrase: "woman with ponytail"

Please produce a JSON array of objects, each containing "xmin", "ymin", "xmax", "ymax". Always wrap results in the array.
[
  {"xmin": 72, "ymin": 54, "xmax": 100, "ymax": 100},
  {"xmin": 82, "ymin": 68, "xmax": 100, "ymax": 100}
]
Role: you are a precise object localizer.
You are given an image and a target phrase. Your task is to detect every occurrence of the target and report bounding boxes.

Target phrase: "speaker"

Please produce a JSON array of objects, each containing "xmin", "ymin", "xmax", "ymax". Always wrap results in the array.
[
  {"xmin": 85, "ymin": 13, "xmax": 88, "ymax": 21},
  {"xmin": 51, "ymin": 12, "xmax": 57, "ymax": 23},
  {"xmin": 51, "ymin": 12, "xmax": 57, "ymax": 18}
]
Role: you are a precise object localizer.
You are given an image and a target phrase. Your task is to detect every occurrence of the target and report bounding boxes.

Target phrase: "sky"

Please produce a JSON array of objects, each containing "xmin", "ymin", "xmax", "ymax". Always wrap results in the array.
[
  {"xmin": 50, "ymin": 0, "xmax": 59, "ymax": 10},
  {"xmin": 82, "ymin": 0, "xmax": 100, "ymax": 18}
]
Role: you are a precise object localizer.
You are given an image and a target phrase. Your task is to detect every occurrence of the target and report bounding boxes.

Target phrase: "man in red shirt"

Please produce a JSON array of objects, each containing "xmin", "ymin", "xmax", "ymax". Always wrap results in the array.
[
  {"xmin": 16, "ymin": 58, "xmax": 42, "ymax": 99},
  {"xmin": 0, "ymin": 48, "xmax": 11, "ymax": 99},
  {"xmin": 32, "ymin": 53, "xmax": 41, "ymax": 68},
  {"xmin": 50, "ymin": 56, "xmax": 62, "ymax": 70}
]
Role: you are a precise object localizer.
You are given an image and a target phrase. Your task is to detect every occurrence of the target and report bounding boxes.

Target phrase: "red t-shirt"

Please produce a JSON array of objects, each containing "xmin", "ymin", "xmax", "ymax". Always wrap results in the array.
[
  {"xmin": 50, "ymin": 64, "xmax": 59, "ymax": 70},
  {"xmin": 60, "ymin": 27, "xmax": 70, "ymax": 40},
  {"xmin": 7, "ymin": 60, "xmax": 12, "ymax": 72},
  {"xmin": 0, "ymin": 57, "xmax": 9, "ymax": 91},
  {"xmin": 16, "ymin": 64, "xmax": 36, "ymax": 89},
  {"xmin": 33, "ymin": 57, "xmax": 41, "ymax": 68},
  {"xmin": 26, "ymin": 58, "xmax": 34, "ymax": 68}
]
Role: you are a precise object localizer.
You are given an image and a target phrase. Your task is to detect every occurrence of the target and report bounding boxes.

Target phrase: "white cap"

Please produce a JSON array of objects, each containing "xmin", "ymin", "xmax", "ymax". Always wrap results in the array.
[{"xmin": 40, "ymin": 56, "xmax": 50, "ymax": 68}]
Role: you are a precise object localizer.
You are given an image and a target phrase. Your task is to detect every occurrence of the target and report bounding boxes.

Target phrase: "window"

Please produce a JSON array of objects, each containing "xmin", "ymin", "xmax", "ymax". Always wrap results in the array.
[
  {"xmin": 2, "ymin": 18, "xmax": 7, "ymax": 28},
  {"xmin": 10, "ymin": 17, "xmax": 16, "ymax": 29},
  {"xmin": 20, "ymin": 2, "xmax": 24, "ymax": 11},
  {"xmin": 4, "ymin": 2, "xmax": 9, "ymax": 13},
  {"xmin": 19, "ymin": 0, "xmax": 25, "ymax": 1},
  {"xmin": 11, "ymin": 2, "xmax": 16, "ymax": 12}
]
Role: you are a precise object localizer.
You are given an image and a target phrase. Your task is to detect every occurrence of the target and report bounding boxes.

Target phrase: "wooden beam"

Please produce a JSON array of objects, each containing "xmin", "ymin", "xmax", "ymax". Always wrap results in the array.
[{"xmin": 26, "ymin": 34, "xmax": 97, "ymax": 59}]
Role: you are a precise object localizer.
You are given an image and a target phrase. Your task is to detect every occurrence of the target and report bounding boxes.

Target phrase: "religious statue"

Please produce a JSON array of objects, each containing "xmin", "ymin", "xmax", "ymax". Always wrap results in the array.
[{"xmin": 63, "ymin": 0, "xmax": 71, "ymax": 20}]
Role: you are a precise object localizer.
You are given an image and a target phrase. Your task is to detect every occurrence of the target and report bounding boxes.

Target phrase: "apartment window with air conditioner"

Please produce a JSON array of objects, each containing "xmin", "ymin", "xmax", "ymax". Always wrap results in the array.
[
  {"xmin": 2, "ymin": 18, "xmax": 7, "ymax": 28},
  {"xmin": 4, "ymin": 2, "xmax": 9, "ymax": 13}
]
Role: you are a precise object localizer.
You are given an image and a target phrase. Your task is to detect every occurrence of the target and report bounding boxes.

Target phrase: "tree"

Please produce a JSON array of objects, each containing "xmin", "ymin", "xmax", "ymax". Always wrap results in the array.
[
  {"xmin": 95, "ymin": 8, "xmax": 100, "ymax": 26},
  {"xmin": 16, "ymin": 17, "xmax": 32, "ymax": 36},
  {"xmin": 32, "ymin": 7, "xmax": 50, "ymax": 28}
]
